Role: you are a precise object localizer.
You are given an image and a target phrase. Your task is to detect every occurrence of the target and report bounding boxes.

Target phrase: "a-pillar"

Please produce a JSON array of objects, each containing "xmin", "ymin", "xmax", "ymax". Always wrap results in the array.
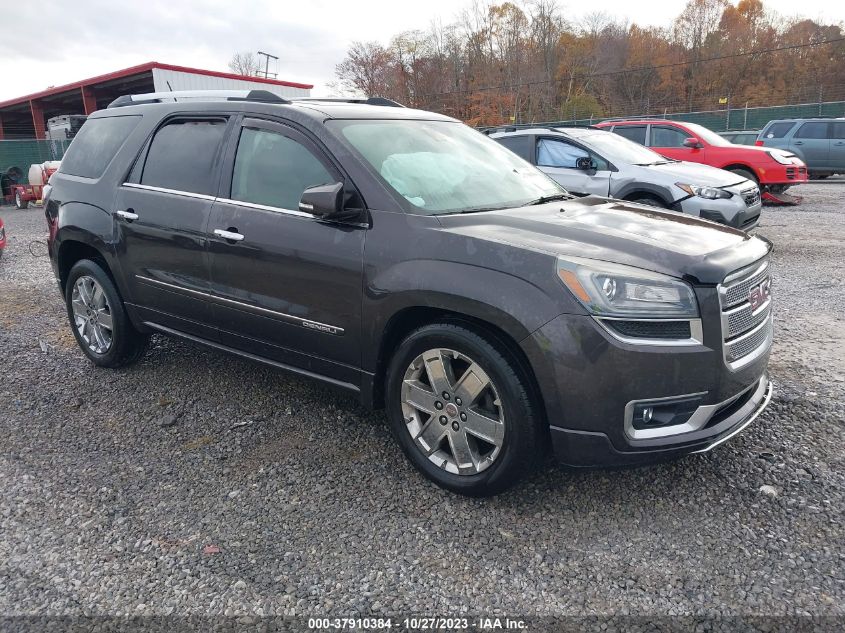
[
  {"xmin": 81, "ymin": 85, "xmax": 97, "ymax": 114},
  {"xmin": 30, "ymin": 100, "xmax": 46, "ymax": 139}
]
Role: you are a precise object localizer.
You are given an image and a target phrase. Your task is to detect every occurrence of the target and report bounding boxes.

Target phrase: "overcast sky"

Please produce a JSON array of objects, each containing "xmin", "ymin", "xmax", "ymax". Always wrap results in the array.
[{"xmin": 2, "ymin": 0, "xmax": 842, "ymax": 101}]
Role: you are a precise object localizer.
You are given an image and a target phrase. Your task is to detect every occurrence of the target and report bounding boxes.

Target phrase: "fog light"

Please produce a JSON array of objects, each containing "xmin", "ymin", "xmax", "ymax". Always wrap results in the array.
[{"xmin": 631, "ymin": 396, "xmax": 703, "ymax": 430}]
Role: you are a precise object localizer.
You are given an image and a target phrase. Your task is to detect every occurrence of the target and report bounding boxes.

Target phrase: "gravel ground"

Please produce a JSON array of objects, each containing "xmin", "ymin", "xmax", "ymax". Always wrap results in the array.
[{"xmin": 0, "ymin": 187, "xmax": 843, "ymax": 623}]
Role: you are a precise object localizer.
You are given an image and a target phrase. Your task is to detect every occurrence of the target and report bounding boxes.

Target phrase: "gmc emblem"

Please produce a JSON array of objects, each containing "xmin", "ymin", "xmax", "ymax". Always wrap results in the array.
[{"xmin": 748, "ymin": 278, "xmax": 771, "ymax": 311}]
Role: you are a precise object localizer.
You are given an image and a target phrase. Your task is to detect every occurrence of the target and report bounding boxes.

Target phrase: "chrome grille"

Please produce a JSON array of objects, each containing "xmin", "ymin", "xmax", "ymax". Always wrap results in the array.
[
  {"xmin": 719, "ymin": 259, "xmax": 773, "ymax": 369},
  {"xmin": 741, "ymin": 187, "xmax": 760, "ymax": 207},
  {"xmin": 722, "ymin": 261, "xmax": 770, "ymax": 308},
  {"xmin": 726, "ymin": 319, "xmax": 772, "ymax": 362}
]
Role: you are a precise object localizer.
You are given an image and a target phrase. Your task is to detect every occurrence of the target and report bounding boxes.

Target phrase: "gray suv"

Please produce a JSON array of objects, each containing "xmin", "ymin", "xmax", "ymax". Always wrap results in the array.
[
  {"xmin": 758, "ymin": 118, "xmax": 845, "ymax": 178},
  {"xmin": 492, "ymin": 127, "xmax": 762, "ymax": 229},
  {"xmin": 45, "ymin": 91, "xmax": 773, "ymax": 495}
]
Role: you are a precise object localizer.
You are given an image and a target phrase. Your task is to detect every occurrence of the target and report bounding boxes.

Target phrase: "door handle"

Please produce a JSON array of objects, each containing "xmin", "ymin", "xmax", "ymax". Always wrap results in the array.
[
  {"xmin": 116, "ymin": 209, "xmax": 138, "ymax": 221},
  {"xmin": 834, "ymin": 141, "xmax": 845, "ymax": 146},
  {"xmin": 793, "ymin": 141, "xmax": 804, "ymax": 145},
  {"xmin": 213, "ymin": 228, "xmax": 245, "ymax": 242}
]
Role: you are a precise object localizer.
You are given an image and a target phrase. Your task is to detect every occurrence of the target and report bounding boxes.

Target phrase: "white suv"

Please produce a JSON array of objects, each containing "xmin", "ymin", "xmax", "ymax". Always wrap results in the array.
[{"xmin": 491, "ymin": 126, "xmax": 763, "ymax": 230}]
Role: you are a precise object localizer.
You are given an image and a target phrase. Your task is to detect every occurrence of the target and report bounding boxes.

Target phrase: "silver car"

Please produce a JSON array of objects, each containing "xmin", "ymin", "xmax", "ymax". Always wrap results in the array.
[{"xmin": 491, "ymin": 127, "xmax": 763, "ymax": 230}]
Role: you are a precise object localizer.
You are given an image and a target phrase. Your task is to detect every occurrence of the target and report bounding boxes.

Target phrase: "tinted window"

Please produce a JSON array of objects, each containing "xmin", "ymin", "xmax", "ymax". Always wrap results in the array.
[
  {"xmin": 831, "ymin": 122, "xmax": 845, "ymax": 139},
  {"xmin": 141, "ymin": 119, "xmax": 227, "ymax": 195},
  {"xmin": 495, "ymin": 135, "xmax": 533, "ymax": 162},
  {"xmin": 763, "ymin": 122, "xmax": 794, "ymax": 139},
  {"xmin": 60, "ymin": 115, "xmax": 141, "ymax": 178},
  {"xmin": 612, "ymin": 125, "xmax": 647, "ymax": 145},
  {"xmin": 795, "ymin": 122, "xmax": 829, "ymax": 139},
  {"xmin": 231, "ymin": 127, "xmax": 333, "ymax": 210},
  {"xmin": 651, "ymin": 126, "xmax": 689, "ymax": 148}
]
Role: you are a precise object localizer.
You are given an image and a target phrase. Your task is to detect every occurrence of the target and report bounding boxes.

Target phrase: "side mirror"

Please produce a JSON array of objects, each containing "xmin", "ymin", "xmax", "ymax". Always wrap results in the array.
[
  {"xmin": 683, "ymin": 137, "xmax": 702, "ymax": 148},
  {"xmin": 575, "ymin": 156, "xmax": 596, "ymax": 170},
  {"xmin": 299, "ymin": 182, "xmax": 344, "ymax": 217}
]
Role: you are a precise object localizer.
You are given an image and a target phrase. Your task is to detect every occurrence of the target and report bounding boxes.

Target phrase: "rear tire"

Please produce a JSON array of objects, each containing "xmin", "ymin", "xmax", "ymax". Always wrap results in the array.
[
  {"xmin": 65, "ymin": 259, "xmax": 149, "ymax": 368},
  {"xmin": 385, "ymin": 323, "xmax": 542, "ymax": 496}
]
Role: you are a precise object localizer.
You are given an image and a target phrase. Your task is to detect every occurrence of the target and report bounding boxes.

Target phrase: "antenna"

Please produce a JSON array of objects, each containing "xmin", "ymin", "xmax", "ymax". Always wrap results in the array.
[{"xmin": 257, "ymin": 51, "xmax": 279, "ymax": 79}]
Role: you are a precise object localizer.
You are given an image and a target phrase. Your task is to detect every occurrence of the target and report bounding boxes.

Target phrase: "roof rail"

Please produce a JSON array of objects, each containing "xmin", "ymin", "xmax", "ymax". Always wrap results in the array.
[
  {"xmin": 107, "ymin": 90, "xmax": 289, "ymax": 108},
  {"xmin": 482, "ymin": 124, "xmax": 599, "ymax": 135},
  {"xmin": 294, "ymin": 97, "xmax": 405, "ymax": 108}
]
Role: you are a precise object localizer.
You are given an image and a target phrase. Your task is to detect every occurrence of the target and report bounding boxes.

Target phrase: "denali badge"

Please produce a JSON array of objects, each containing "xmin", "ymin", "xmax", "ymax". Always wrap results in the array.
[
  {"xmin": 748, "ymin": 278, "xmax": 771, "ymax": 311},
  {"xmin": 302, "ymin": 320, "xmax": 343, "ymax": 335}
]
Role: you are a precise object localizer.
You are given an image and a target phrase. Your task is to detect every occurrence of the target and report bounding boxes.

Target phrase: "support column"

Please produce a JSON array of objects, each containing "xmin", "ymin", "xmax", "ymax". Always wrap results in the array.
[
  {"xmin": 0, "ymin": 113, "xmax": 5, "ymax": 140},
  {"xmin": 30, "ymin": 100, "xmax": 46, "ymax": 139},
  {"xmin": 81, "ymin": 85, "xmax": 97, "ymax": 114}
]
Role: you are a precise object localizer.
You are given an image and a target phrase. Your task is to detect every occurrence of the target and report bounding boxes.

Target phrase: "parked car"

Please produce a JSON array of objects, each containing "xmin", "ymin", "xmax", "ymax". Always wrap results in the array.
[
  {"xmin": 0, "ymin": 216, "xmax": 5, "ymax": 258},
  {"xmin": 491, "ymin": 126, "xmax": 762, "ymax": 230},
  {"xmin": 756, "ymin": 118, "xmax": 845, "ymax": 179},
  {"xmin": 719, "ymin": 130, "xmax": 760, "ymax": 146},
  {"xmin": 45, "ymin": 90, "xmax": 773, "ymax": 495},
  {"xmin": 596, "ymin": 119, "xmax": 808, "ymax": 193}
]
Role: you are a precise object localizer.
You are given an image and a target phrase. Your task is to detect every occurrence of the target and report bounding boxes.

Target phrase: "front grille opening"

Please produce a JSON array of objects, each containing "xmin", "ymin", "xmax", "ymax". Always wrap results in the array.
[{"xmin": 606, "ymin": 320, "xmax": 692, "ymax": 340}]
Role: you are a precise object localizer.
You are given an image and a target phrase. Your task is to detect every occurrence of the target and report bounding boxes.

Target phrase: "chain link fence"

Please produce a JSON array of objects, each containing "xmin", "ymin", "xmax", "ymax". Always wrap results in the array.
[{"xmin": 510, "ymin": 100, "xmax": 845, "ymax": 132}]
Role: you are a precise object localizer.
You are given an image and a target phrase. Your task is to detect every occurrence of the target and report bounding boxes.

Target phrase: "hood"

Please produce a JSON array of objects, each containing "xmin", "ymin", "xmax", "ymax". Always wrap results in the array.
[
  {"xmin": 645, "ymin": 160, "xmax": 749, "ymax": 188},
  {"xmin": 721, "ymin": 143, "xmax": 803, "ymax": 163},
  {"xmin": 436, "ymin": 196, "xmax": 770, "ymax": 284}
]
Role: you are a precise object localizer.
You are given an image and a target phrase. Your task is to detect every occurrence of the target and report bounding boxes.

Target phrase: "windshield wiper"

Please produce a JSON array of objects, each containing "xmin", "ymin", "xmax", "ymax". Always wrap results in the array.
[{"xmin": 526, "ymin": 193, "xmax": 573, "ymax": 205}]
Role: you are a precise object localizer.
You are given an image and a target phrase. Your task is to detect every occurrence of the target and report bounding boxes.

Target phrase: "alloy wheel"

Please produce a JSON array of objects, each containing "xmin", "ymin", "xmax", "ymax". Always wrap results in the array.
[
  {"xmin": 400, "ymin": 348, "xmax": 505, "ymax": 475},
  {"xmin": 71, "ymin": 275, "xmax": 113, "ymax": 354}
]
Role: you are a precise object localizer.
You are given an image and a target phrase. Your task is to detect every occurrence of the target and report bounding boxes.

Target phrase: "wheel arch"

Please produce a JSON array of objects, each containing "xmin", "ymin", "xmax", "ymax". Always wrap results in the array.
[
  {"xmin": 721, "ymin": 163, "xmax": 760, "ymax": 181},
  {"xmin": 614, "ymin": 182, "xmax": 674, "ymax": 207},
  {"xmin": 369, "ymin": 306, "xmax": 548, "ymax": 431}
]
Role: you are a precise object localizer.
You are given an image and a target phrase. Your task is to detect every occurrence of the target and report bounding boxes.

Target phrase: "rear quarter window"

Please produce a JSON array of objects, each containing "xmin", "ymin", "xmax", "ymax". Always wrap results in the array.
[
  {"xmin": 762, "ymin": 122, "xmax": 796, "ymax": 139},
  {"xmin": 59, "ymin": 115, "xmax": 141, "ymax": 178}
]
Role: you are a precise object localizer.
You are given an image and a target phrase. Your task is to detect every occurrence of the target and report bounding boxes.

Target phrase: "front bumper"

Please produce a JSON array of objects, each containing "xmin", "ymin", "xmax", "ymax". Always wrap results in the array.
[
  {"xmin": 677, "ymin": 189, "xmax": 762, "ymax": 231},
  {"xmin": 547, "ymin": 376, "xmax": 771, "ymax": 467},
  {"xmin": 757, "ymin": 163, "xmax": 808, "ymax": 186},
  {"xmin": 520, "ymin": 302, "xmax": 772, "ymax": 467}
]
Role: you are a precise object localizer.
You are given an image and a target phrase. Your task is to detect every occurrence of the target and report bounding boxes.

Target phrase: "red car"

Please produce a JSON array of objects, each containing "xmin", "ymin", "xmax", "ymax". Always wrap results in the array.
[
  {"xmin": 595, "ymin": 119, "xmax": 808, "ymax": 193},
  {"xmin": 0, "ymin": 216, "xmax": 6, "ymax": 258}
]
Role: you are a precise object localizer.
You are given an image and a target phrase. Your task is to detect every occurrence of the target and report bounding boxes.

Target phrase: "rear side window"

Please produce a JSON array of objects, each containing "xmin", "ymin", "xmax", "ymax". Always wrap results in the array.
[
  {"xmin": 60, "ymin": 115, "xmax": 141, "ymax": 178},
  {"xmin": 650, "ymin": 126, "xmax": 689, "ymax": 148},
  {"xmin": 612, "ymin": 125, "xmax": 646, "ymax": 145},
  {"xmin": 141, "ymin": 119, "xmax": 227, "ymax": 195},
  {"xmin": 230, "ymin": 127, "xmax": 333, "ymax": 210},
  {"xmin": 763, "ymin": 122, "xmax": 795, "ymax": 139},
  {"xmin": 495, "ymin": 135, "xmax": 533, "ymax": 162},
  {"xmin": 832, "ymin": 122, "xmax": 845, "ymax": 139},
  {"xmin": 794, "ymin": 122, "xmax": 829, "ymax": 139}
]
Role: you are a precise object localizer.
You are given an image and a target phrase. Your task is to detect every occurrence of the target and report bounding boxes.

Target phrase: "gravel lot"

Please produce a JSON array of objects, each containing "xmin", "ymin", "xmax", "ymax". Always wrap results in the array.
[{"xmin": 0, "ymin": 187, "xmax": 843, "ymax": 623}]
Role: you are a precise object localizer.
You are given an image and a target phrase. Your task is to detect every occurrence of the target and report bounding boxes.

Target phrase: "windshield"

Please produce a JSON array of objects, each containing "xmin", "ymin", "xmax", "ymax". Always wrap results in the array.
[
  {"xmin": 327, "ymin": 119, "xmax": 564, "ymax": 215},
  {"xmin": 683, "ymin": 122, "xmax": 732, "ymax": 146},
  {"xmin": 579, "ymin": 130, "xmax": 670, "ymax": 166}
]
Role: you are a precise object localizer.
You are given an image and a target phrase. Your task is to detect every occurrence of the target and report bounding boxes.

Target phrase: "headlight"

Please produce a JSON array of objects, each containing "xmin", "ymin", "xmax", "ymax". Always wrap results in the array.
[
  {"xmin": 556, "ymin": 257, "xmax": 699, "ymax": 318},
  {"xmin": 675, "ymin": 183, "xmax": 732, "ymax": 199},
  {"xmin": 767, "ymin": 151, "xmax": 793, "ymax": 165}
]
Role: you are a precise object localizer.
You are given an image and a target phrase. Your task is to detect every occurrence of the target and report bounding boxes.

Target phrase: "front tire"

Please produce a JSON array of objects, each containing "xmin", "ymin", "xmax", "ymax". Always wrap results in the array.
[
  {"xmin": 728, "ymin": 167, "xmax": 758, "ymax": 185},
  {"xmin": 65, "ymin": 259, "xmax": 149, "ymax": 367},
  {"xmin": 385, "ymin": 323, "xmax": 542, "ymax": 496}
]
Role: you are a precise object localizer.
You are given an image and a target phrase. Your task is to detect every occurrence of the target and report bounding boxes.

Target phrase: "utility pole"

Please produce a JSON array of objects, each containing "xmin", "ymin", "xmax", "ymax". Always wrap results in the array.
[{"xmin": 257, "ymin": 51, "xmax": 278, "ymax": 79}]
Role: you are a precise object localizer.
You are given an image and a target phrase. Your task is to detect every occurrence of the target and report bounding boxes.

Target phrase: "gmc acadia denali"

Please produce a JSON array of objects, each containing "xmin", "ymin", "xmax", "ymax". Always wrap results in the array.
[{"xmin": 46, "ymin": 91, "xmax": 773, "ymax": 496}]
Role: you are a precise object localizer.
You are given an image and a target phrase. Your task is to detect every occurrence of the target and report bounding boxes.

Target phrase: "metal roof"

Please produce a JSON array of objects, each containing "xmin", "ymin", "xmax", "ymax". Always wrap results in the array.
[{"xmin": 0, "ymin": 61, "xmax": 313, "ymax": 110}]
